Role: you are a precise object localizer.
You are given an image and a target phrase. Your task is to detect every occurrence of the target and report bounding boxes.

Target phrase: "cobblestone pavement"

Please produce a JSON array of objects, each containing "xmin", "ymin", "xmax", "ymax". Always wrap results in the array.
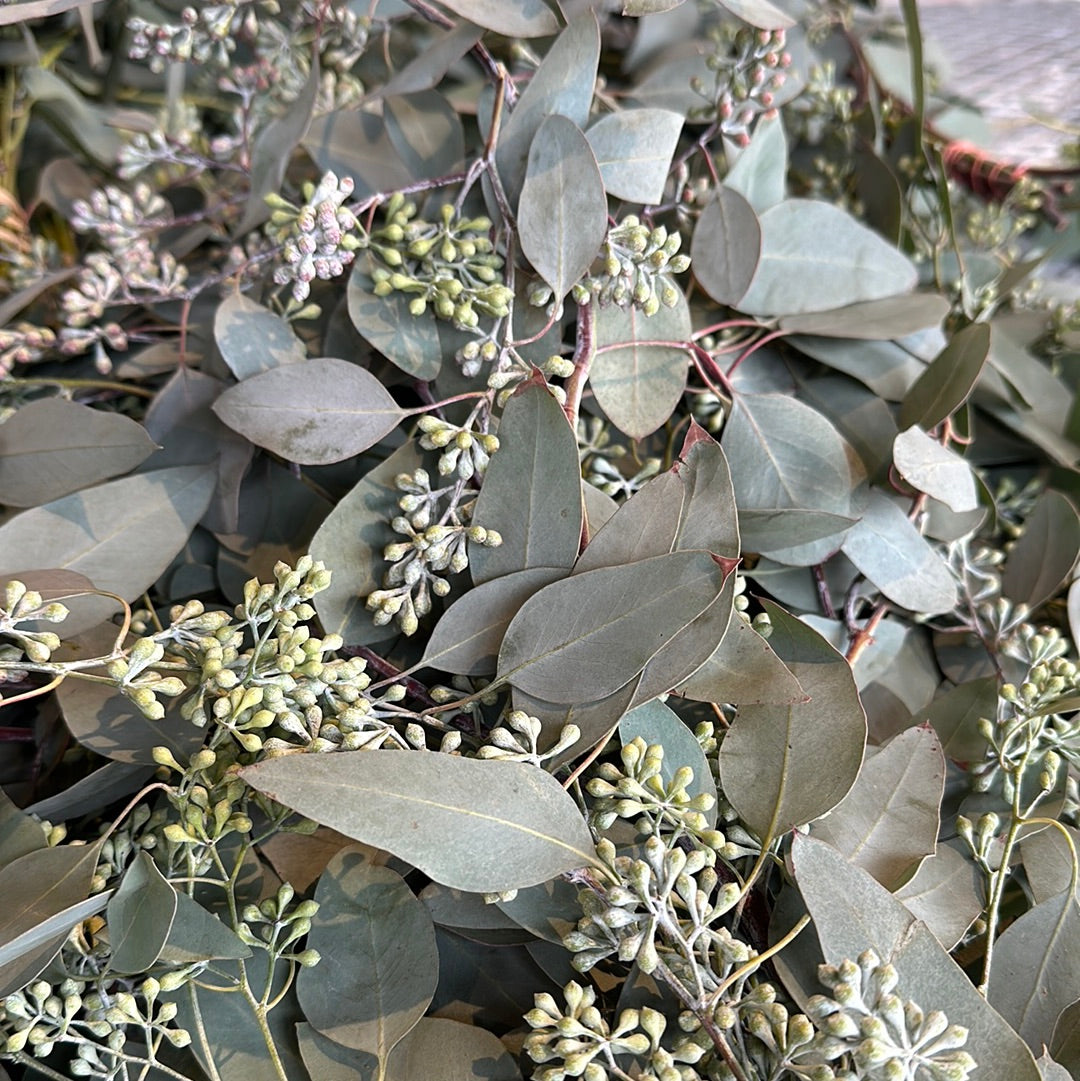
[{"xmin": 881, "ymin": 0, "xmax": 1080, "ymax": 167}]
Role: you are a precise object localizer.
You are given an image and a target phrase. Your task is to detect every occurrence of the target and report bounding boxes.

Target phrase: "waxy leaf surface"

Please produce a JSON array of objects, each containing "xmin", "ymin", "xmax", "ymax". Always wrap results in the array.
[
  {"xmin": 299, "ymin": 849, "xmax": 437, "ymax": 1058},
  {"xmin": 519, "ymin": 115, "xmax": 607, "ymax": 304},
  {"xmin": 499, "ymin": 550, "xmax": 726, "ymax": 702},
  {"xmin": 212, "ymin": 357, "xmax": 406, "ymax": 465},
  {"xmin": 0, "ymin": 397, "xmax": 157, "ymax": 507},
  {"xmin": 242, "ymin": 752, "xmax": 599, "ymax": 893}
]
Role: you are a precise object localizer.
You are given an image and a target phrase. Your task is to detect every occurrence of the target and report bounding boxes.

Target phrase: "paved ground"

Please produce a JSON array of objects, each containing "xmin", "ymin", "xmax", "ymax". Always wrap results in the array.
[{"xmin": 881, "ymin": 0, "xmax": 1080, "ymax": 167}]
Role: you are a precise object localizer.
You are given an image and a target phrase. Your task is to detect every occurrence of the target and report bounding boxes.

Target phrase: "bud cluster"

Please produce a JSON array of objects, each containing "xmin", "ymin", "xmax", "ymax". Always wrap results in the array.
[
  {"xmin": 476, "ymin": 713, "xmax": 580, "ymax": 768},
  {"xmin": 365, "ymin": 197, "xmax": 513, "ymax": 329},
  {"xmin": 0, "ymin": 580, "xmax": 69, "ymax": 670},
  {"xmin": 235, "ymin": 882, "xmax": 321, "ymax": 968},
  {"xmin": 127, "ymin": 3, "xmax": 249, "ymax": 73},
  {"xmin": 524, "ymin": 981, "xmax": 708, "ymax": 1081},
  {"xmin": 689, "ymin": 26, "xmax": 792, "ymax": 144},
  {"xmin": 417, "ymin": 414, "xmax": 499, "ymax": 479},
  {"xmin": 366, "ymin": 467, "xmax": 501, "ymax": 636},
  {"xmin": 586, "ymin": 217, "xmax": 692, "ymax": 315},
  {"xmin": 0, "ymin": 322, "xmax": 56, "ymax": 376},
  {"xmin": 268, "ymin": 171, "xmax": 362, "ymax": 302},
  {"xmin": 800, "ymin": 951, "xmax": 977, "ymax": 1080}
]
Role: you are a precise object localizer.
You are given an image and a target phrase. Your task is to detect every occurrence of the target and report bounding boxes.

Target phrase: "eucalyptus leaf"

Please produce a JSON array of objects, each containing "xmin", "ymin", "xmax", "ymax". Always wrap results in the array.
[
  {"xmin": 299, "ymin": 848, "xmax": 437, "ymax": 1057},
  {"xmin": 718, "ymin": 602, "xmax": 865, "ymax": 840},
  {"xmin": 212, "ymin": 357, "xmax": 406, "ymax": 466},
  {"xmin": 619, "ymin": 700, "xmax": 717, "ymax": 824},
  {"xmin": 913, "ymin": 677, "xmax": 998, "ymax": 764},
  {"xmin": 384, "ymin": 90, "xmax": 465, "ymax": 181},
  {"xmin": 56, "ymin": 630, "xmax": 205, "ymax": 764},
  {"xmin": 0, "ymin": 397, "xmax": 157, "ymax": 507},
  {"xmin": 737, "ymin": 199, "xmax": 917, "ymax": 317},
  {"xmin": 241, "ymin": 752, "xmax": 600, "ymax": 893},
  {"xmin": 1050, "ymin": 1000, "xmax": 1080, "ymax": 1076},
  {"xmin": 434, "ymin": 0, "xmax": 556, "ymax": 37},
  {"xmin": 898, "ymin": 323, "xmax": 991, "ymax": 430},
  {"xmin": 157, "ymin": 891, "xmax": 253, "ymax": 965},
  {"xmin": 575, "ymin": 422, "xmax": 738, "ymax": 572},
  {"xmin": 585, "ymin": 108, "xmax": 684, "ymax": 204},
  {"xmin": 471, "ymin": 380, "xmax": 582, "ymax": 584},
  {"xmin": 723, "ymin": 113, "xmax": 787, "ymax": 212},
  {"xmin": 519, "ymin": 115, "xmax": 607, "ymax": 304},
  {"xmin": 779, "ymin": 294, "xmax": 949, "ymax": 340},
  {"xmin": 297, "ymin": 1024, "xmax": 378, "ymax": 1081},
  {"xmin": 0, "ymin": 842, "xmax": 103, "ymax": 997},
  {"xmin": 1022, "ymin": 825, "xmax": 1080, "ymax": 905},
  {"xmin": 303, "ymin": 110, "xmax": 412, "ymax": 198},
  {"xmin": 840, "ymin": 492, "xmax": 958, "ymax": 615},
  {"xmin": 106, "ymin": 852, "xmax": 177, "ymax": 975},
  {"xmin": 213, "ymin": 292, "xmax": 306, "ymax": 380},
  {"xmin": 376, "ymin": 22, "xmax": 484, "ymax": 98},
  {"xmin": 590, "ymin": 288, "xmax": 691, "ymax": 440},
  {"xmin": 987, "ymin": 892, "xmax": 1080, "ymax": 1052},
  {"xmin": 716, "ymin": 0, "xmax": 794, "ymax": 29},
  {"xmin": 895, "ymin": 841, "xmax": 984, "ymax": 950},
  {"xmin": 309, "ymin": 440, "xmax": 424, "ymax": 645},
  {"xmin": 0, "ymin": 465, "xmax": 215, "ymax": 637},
  {"xmin": 498, "ymin": 550, "xmax": 727, "ymax": 702},
  {"xmin": 791, "ymin": 833, "xmax": 1041, "ymax": 1081},
  {"xmin": 421, "ymin": 567, "xmax": 564, "ymax": 675},
  {"xmin": 1002, "ymin": 490, "xmax": 1080, "ymax": 610},
  {"xmin": 810, "ymin": 727, "xmax": 945, "ymax": 891},
  {"xmin": 384, "ymin": 1016, "xmax": 522, "ymax": 1081},
  {"xmin": 495, "ymin": 11, "xmax": 601, "ymax": 208},
  {"xmin": 689, "ymin": 187, "xmax": 761, "ymax": 307},
  {"xmin": 721, "ymin": 392, "xmax": 860, "ymax": 554},
  {"xmin": 347, "ymin": 254, "xmax": 443, "ymax": 381},
  {"xmin": 893, "ymin": 426, "xmax": 979, "ymax": 512},
  {"xmin": 0, "ymin": 789, "xmax": 47, "ymax": 868},
  {"xmin": 674, "ymin": 615, "xmax": 807, "ymax": 705}
]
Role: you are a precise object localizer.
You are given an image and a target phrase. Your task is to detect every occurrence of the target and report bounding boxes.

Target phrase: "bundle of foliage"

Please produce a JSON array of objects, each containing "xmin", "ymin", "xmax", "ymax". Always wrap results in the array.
[{"xmin": 1, "ymin": 1, "xmax": 1080, "ymax": 1079}]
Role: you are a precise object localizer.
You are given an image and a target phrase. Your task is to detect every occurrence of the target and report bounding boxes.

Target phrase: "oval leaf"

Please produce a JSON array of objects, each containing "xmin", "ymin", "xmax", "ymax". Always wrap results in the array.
[
  {"xmin": 241, "ymin": 752, "xmax": 599, "ymax": 893},
  {"xmin": 212, "ymin": 357, "xmax": 406, "ymax": 465},
  {"xmin": 590, "ymin": 288, "xmax": 691, "ymax": 440},
  {"xmin": 309, "ymin": 441, "xmax": 424, "ymax": 645},
  {"xmin": 0, "ymin": 397, "xmax": 158, "ymax": 507},
  {"xmin": 0, "ymin": 465, "xmax": 215, "ymax": 637},
  {"xmin": 893, "ymin": 426, "xmax": 979, "ymax": 512},
  {"xmin": 519, "ymin": 115, "xmax": 607, "ymax": 304},
  {"xmin": 737, "ymin": 199, "xmax": 918, "ymax": 317},
  {"xmin": 791, "ymin": 833, "xmax": 1041, "ymax": 1081},
  {"xmin": 421, "ymin": 567, "xmax": 564, "ymax": 676},
  {"xmin": 779, "ymin": 294, "xmax": 949, "ymax": 340},
  {"xmin": 690, "ymin": 187, "xmax": 761, "ymax": 307},
  {"xmin": 987, "ymin": 892, "xmax": 1080, "ymax": 1051},
  {"xmin": 385, "ymin": 1017, "xmax": 522, "ymax": 1081},
  {"xmin": 214, "ymin": 292, "xmax": 306, "ymax": 380},
  {"xmin": 718, "ymin": 602, "xmax": 865, "ymax": 839},
  {"xmin": 495, "ymin": 11, "xmax": 600, "ymax": 207},
  {"xmin": 299, "ymin": 848, "xmax": 437, "ymax": 1057},
  {"xmin": 435, "ymin": 0, "xmax": 556, "ymax": 36},
  {"xmin": 810, "ymin": 727, "xmax": 945, "ymax": 891},
  {"xmin": 898, "ymin": 322, "xmax": 990, "ymax": 431},
  {"xmin": 585, "ymin": 108, "xmax": 684, "ymax": 204},
  {"xmin": 106, "ymin": 851, "xmax": 177, "ymax": 975},
  {"xmin": 721, "ymin": 392, "xmax": 859, "ymax": 553},
  {"xmin": 471, "ymin": 380, "xmax": 582, "ymax": 585},
  {"xmin": 498, "ymin": 550, "xmax": 726, "ymax": 702},
  {"xmin": 1002, "ymin": 490, "xmax": 1080, "ymax": 610},
  {"xmin": 840, "ymin": 492, "xmax": 958, "ymax": 614}
]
